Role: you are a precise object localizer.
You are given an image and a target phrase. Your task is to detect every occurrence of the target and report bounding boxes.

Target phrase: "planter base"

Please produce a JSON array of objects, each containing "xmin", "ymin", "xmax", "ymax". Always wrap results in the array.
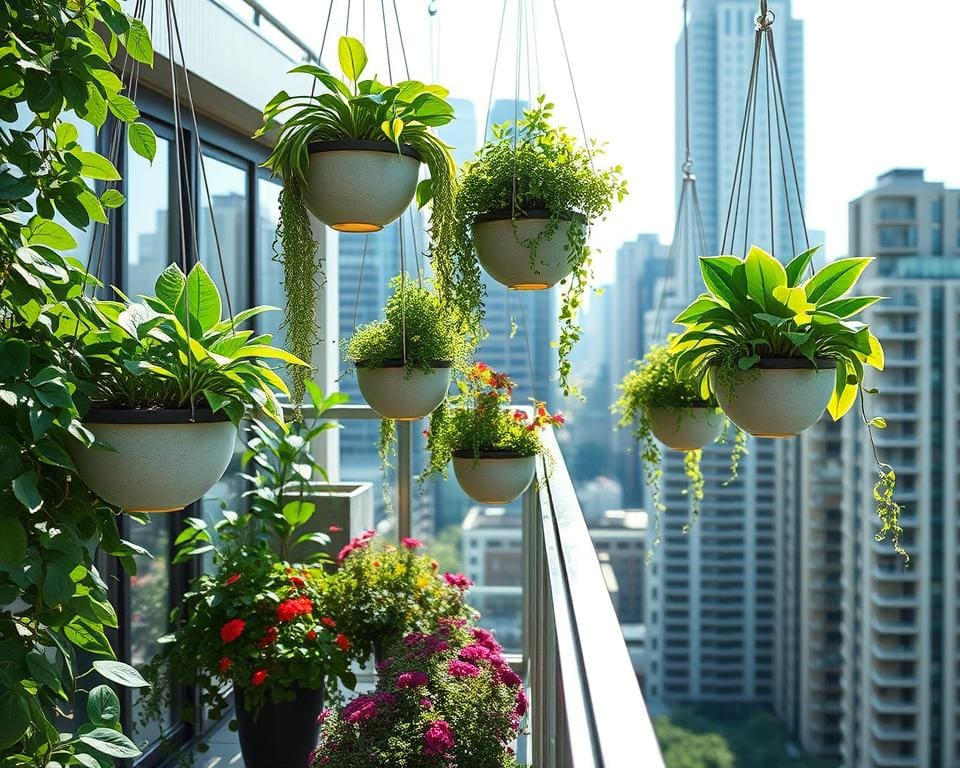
[
  {"xmin": 235, "ymin": 686, "xmax": 324, "ymax": 768},
  {"xmin": 453, "ymin": 453, "xmax": 536, "ymax": 504},
  {"xmin": 356, "ymin": 364, "xmax": 451, "ymax": 420},
  {"xmin": 472, "ymin": 213, "xmax": 582, "ymax": 289},
  {"xmin": 647, "ymin": 406, "xmax": 722, "ymax": 451}
]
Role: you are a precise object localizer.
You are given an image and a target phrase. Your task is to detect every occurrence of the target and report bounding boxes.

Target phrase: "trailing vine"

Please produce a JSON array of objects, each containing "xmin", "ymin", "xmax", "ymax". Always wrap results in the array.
[{"xmin": 681, "ymin": 449, "xmax": 705, "ymax": 533}]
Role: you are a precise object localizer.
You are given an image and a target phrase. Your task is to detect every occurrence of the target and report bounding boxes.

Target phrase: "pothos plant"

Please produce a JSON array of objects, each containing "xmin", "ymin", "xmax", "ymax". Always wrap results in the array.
[
  {"xmin": 454, "ymin": 96, "xmax": 627, "ymax": 397},
  {"xmin": 258, "ymin": 36, "xmax": 473, "ymax": 404},
  {"xmin": 0, "ymin": 1, "xmax": 157, "ymax": 765},
  {"xmin": 671, "ymin": 244, "xmax": 904, "ymax": 557},
  {"xmin": 612, "ymin": 341, "xmax": 748, "ymax": 553}
]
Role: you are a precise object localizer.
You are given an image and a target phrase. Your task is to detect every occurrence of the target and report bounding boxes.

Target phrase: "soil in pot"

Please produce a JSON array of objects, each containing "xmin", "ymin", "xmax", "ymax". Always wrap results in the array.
[
  {"xmin": 472, "ymin": 209, "xmax": 585, "ymax": 290},
  {"xmin": 452, "ymin": 451, "xmax": 537, "ymax": 505},
  {"xmin": 305, "ymin": 140, "xmax": 421, "ymax": 232},
  {"xmin": 68, "ymin": 407, "xmax": 236, "ymax": 513},
  {"xmin": 234, "ymin": 685, "xmax": 324, "ymax": 768},
  {"xmin": 710, "ymin": 357, "xmax": 837, "ymax": 438},
  {"xmin": 647, "ymin": 406, "xmax": 723, "ymax": 451},
  {"xmin": 355, "ymin": 361, "xmax": 451, "ymax": 420}
]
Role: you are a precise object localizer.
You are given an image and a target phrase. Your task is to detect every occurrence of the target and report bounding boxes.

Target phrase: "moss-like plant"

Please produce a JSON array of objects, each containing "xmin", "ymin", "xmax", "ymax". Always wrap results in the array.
[
  {"xmin": 454, "ymin": 96, "xmax": 627, "ymax": 397},
  {"xmin": 258, "ymin": 37, "xmax": 466, "ymax": 404},
  {"xmin": 612, "ymin": 342, "xmax": 747, "ymax": 553}
]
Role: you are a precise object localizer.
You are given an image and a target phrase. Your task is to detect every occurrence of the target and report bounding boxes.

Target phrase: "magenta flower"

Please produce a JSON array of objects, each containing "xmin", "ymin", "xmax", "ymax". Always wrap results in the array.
[
  {"xmin": 316, "ymin": 708, "xmax": 331, "ymax": 724},
  {"xmin": 515, "ymin": 687, "xmax": 528, "ymax": 717},
  {"xmin": 459, "ymin": 644, "xmax": 492, "ymax": 662},
  {"xmin": 375, "ymin": 657, "xmax": 394, "ymax": 672},
  {"xmin": 343, "ymin": 696, "xmax": 378, "ymax": 725},
  {"xmin": 498, "ymin": 666, "xmax": 523, "ymax": 688},
  {"xmin": 447, "ymin": 659, "xmax": 481, "ymax": 678},
  {"xmin": 443, "ymin": 572, "xmax": 473, "ymax": 590},
  {"xmin": 420, "ymin": 697, "xmax": 433, "ymax": 709},
  {"xmin": 471, "ymin": 626, "xmax": 502, "ymax": 653},
  {"xmin": 397, "ymin": 671, "xmax": 429, "ymax": 689},
  {"xmin": 401, "ymin": 537, "xmax": 422, "ymax": 550},
  {"xmin": 422, "ymin": 719, "xmax": 455, "ymax": 756}
]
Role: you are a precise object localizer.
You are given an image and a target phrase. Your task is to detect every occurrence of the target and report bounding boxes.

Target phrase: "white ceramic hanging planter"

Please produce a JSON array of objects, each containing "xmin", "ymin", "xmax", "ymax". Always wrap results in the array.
[
  {"xmin": 647, "ymin": 406, "xmax": 723, "ymax": 451},
  {"xmin": 472, "ymin": 209, "xmax": 584, "ymax": 289},
  {"xmin": 68, "ymin": 408, "xmax": 237, "ymax": 513},
  {"xmin": 710, "ymin": 358, "xmax": 837, "ymax": 438},
  {"xmin": 452, "ymin": 451, "xmax": 537, "ymax": 504},
  {"xmin": 304, "ymin": 140, "xmax": 421, "ymax": 232},
  {"xmin": 356, "ymin": 361, "xmax": 451, "ymax": 420}
]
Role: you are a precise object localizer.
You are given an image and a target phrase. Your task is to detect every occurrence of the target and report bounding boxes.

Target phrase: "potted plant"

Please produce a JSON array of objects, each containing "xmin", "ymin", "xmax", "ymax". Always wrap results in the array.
[
  {"xmin": 312, "ymin": 619, "xmax": 526, "ymax": 768},
  {"xmin": 322, "ymin": 532, "xmax": 476, "ymax": 665},
  {"xmin": 454, "ymin": 96, "xmax": 627, "ymax": 395},
  {"xmin": 612, "ymin": 341, "xmax": 748, "ymax": 543},
  {"xmin": 424, "ymin": 362, "xmax": 564, "ymax": 504},
  {"xmin": 344, "ymin": 276, "xmax": 470, "ymax": 421},
  {"xmin": 68, "ymin": 262, "xmax": 303, "ymax": 513},
  {"xmin": 672, "ymin": 245, "xmax": 904, "ymax": 555},
  {"xmin": 259, "ymin": 36, "xmax": 471, "ymax": 403},
  {"xmin": 140, "ymin": 387, "xmax": 358, "ymax": 768}
]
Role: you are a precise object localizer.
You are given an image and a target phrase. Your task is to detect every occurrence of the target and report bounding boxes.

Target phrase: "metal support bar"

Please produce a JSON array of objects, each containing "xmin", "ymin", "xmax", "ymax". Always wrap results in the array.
[{"xmin": 396, "ymin": 419, "xmax": 413, "ymax": 540}]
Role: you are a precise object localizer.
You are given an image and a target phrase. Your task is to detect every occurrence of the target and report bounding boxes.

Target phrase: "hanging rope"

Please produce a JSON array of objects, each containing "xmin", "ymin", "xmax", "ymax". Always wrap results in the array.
[
  {"xmin": 550, "ymin": 0, "xmax": 593, "ymax": 166},
  {"xmin": 482, "ymin": 0, "xmax": 509, "ymax": 142}
]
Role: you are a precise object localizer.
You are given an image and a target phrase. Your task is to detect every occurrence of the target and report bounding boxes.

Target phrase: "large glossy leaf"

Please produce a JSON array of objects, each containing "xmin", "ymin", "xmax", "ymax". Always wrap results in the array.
[
  {"xmin": 804, "ymin": 258, "xmax": 873, "ymax": 304},
  {"xmin": 338, "ymin": 37, "xmax": 367, "ymax": 82},
  {"xmin": 25, "ymin": 218, "xmax": 77, "ymax": 250},
  {"xmin": 123, "ymin": 19, "xmax": 154, "ymax": 66},
  {"xmin": 79, "ymin": 727, "xmax": 141, "ymax": 759},
  {"xmin": 817, "ymin": 295, "xmax": 883, "ymax": 318},
  {"xmin": 87, "ymin": 685, "xmax": 121, "ymax": 729},
  {"xmin": 784, "ymin": 245, "xmax": 821, "ymax": 287},
  {"xmin": 0, "ymin": 517, "xmax": 28, "ymax": 567},
  {"xmin": 92, "ymin": 660, "xmax": 150, "ymax": 688},
  {"xmin": 175, "ymin": 263, "xmax": 221, "ymax": 333},
  {"xmin": 233, "ymin": 345, "xmax": 307, "ymax": 365},
  {"xmin": 154, "ymin": 263, "xmax": 186, "ymax": 311},
  {"xmin": 127, "ymin": 122, "xmax": 157, "ymax": 162},
  {"xmin": 699, "ymin": 256, "xmax": 744, "ymax": 307},
  {"xmin": 673, "ymin": 294, "xmax": 726, "ymax": 325},
  {"xmin": 827, "ymin": 361, "xmax": 858, "ymax": 420},
  {"xmin": 865, "ymin": 332, "xmax": 884, "ymax": 370},
  {"xmin": 0, "ymin": 686, "xmax": 30, "ymax": 751},
  {"xmin": 744, "ymin": 245, "xmax": 787, "ymax": 309}
]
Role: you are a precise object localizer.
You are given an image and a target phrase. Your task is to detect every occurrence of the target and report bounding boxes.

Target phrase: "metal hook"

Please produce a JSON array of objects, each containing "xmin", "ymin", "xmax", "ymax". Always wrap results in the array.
[
  {"xmin": 428, "ymin": 0, "xmax": 437, "ymax": 16},
  {"xmin": 757, "ymin": 2, "xmax": 775, "ymax": 31}
]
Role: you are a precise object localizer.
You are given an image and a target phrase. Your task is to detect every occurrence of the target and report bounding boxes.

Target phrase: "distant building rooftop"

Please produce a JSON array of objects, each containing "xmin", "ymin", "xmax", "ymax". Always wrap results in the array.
[{"xmin": 876, "ymin": 168, "xmax": 931, "ymax": 186}]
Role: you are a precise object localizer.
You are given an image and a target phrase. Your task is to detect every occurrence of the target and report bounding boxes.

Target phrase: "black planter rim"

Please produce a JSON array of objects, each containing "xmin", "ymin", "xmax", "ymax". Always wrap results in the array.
[
  {"xmin": 452, "ymin": 449, "xmax": 535, "ymax": 460},
  {"xmin": 83, "ymin": 406, "xmax": 231, "ymax": 425},
  {"xmin": 354, "ymin": 359, "xmax": 452, "ymax": 369},
  {"xmin": 751, "ymin": 356, "xmax": 838, "ymax": 370},
  {"xmin": 308, "ymin": 138, "xmax": 421, "ymax": 161},
  {"xmin": 472, "ymin": 207, "xmax": 587, "ymax": 225}
]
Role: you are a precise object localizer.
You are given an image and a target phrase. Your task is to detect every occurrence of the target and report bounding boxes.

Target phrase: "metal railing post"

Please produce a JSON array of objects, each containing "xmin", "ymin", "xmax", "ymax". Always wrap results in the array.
[{"xmin": 396, "ymin": 420, "xmax": 413, "ymax": 540}]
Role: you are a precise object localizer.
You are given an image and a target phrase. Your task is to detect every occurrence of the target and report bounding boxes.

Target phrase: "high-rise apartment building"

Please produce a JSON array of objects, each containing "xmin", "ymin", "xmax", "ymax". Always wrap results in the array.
[
  {"xmin": 644, "ymin": 0, "xmax": 803, "ymax": 708},
  {"xmin": 838, "ymin": 169, "xmax": 960, "ymax": 768}
]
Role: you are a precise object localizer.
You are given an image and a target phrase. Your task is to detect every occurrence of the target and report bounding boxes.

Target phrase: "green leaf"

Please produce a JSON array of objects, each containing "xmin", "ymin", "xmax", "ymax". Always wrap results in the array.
[
  {"xmin": 415, "ymin": 177, "xmax": 433, "ymax": 208},
  {"xmin": 233, "ymin": 345, "xmax": 306, "ymax": 365},
  {"xmin": 0, "ymin": 688, "xmax": 30, "ymax": 751},
  {"xmin": 0, "ymin": 339, "xmax": 29, "ymax": 377},
  {"xmin": 870, "ymin": 417, "xmax": 887, "ymax": 429},
  {"xmin": 123, "ymin": 19, "xmax": 154, "ymax": 65},
  {"xmin": 80, "ymin": 83, "xmax": 107, "ymax": 129},
  {"xmin": 784, "ymin": 245, "xmax": 821, "ymax": 286},
  {"xmin": 25, "ymin": 218, "xmax": 77, "ymax": 250},
  {"xmin": 73, "ymin": 754, "xmax": 102, "ymax": 768},
  {"xmin": 175, "ymin": 263, "xmax": 221, "ymax": 333},
  {"xmin": 87, "ymin": 685, "xmax": 121, "ymax": 729},
  {"xmin": 0, "ymin": 517, "xmax": 28, "ymax": 566},
  {"xmin": 74, "ymin": 151, "xmax": 121, "ymax": 181},
  {"xmin": 743, "ymin": 245, "xmax": 787, "ymax": 309},
  {"xmin": 26, "ymin": 651, "xmax": 63, "ymax": 696},
  {"xmin": 100, "ymin": 189, "xmax": 126, "ymax": 208},
  {"xmin": 817, "ymin": 295, "xmax": 883, "ymax": 318},
  {"xmin": 699, "ymin": 256, "xmax": 745, "ymax": 308},
  {"xmin": 64, "ymin": 617, "xmax": 114, "ymax": 657},
  {"xmin": 12, "ymin": 472, "xmax": 42, "ymax": 513},
  {"xmin": 128, "ymin": 122, "xmax": 157, "ymax": 162},
  {"xmin": 803, "ymin": 257, "xmax": 873, "ymax": 304},
  {"xmin": 92, "ymin": 660, "xmax": 150, "ymax": 688},
  {"xmin": 338, "ymin": 36, "xmax": 368, "ymax": 82},
  {"xmin": 106, "ymin": 93, "xmax": 139, "ymax": 122},
  {"xmin": 154, "ymin": 263, "xmax": 186, "ymax": 310},
  {"xmin": 42, "ymin": 562, "xmax": 75, "ymax": 606},
  {"xmin": 282, "ymin": 500, "xmax": 315, "ymax": 526},
  {"xmin": 79, "ymin": 727, "xmax": 141, "ymax": 759}
]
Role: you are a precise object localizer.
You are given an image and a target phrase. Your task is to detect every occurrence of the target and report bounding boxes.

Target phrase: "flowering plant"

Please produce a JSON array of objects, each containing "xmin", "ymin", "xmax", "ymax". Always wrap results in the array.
[
  {"xmin": 320, "ymin": 532, "xmax": 476, "ymax": 663},
  {"xmin": 312, "ymin": 619, "xmax": 526, "ymax": 768},
  {"xmin": 423, "ymin": 362, "xmax": 564, "ymax": 480}
]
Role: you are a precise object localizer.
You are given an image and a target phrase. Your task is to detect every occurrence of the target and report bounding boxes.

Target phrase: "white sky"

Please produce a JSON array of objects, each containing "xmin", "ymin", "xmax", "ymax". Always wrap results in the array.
[{"xmin": 262, "ymin": 0, "xmax": 960, "ymax": 282}]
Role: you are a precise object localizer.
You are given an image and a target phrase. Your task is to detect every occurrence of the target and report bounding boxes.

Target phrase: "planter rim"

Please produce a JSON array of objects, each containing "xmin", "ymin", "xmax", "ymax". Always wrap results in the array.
[
  {"xmin": 472, "ymin": 207, "xmax": 587, "ymax": 225},
  {"xmin": 750, "ymin": 356, "xmax": 838, "ymax": 370},
  {"xmin": 452, "ymin": 450, "xmax": 535, "ymax": 460},
  {"xmin": 648, "ymin": 403, "xmax": 719, "ymax": 412},
  {"xmin": 83, "ymin": 406, "xmax": 230, "ymax": 425},
  {"xmin": 307, "ymin": 139, "xmax": 421, "ymax": 161},
  {"xmin": 354, "ymin": 359, "xmax": 452, "ymax": 369}
]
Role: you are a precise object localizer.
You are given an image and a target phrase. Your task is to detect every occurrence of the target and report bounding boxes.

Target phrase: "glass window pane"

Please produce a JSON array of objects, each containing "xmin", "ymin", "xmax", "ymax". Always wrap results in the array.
[
  {"xmin": 255, "ymin": 177, "xmax": 284, "ymax": 342},
  {"xmin": 125, "ymin": 137, "xmax": 171, "ymax": 299},
  {"xmin": 198, "ymin": 153, "xmax": 249, "ymax": 312}
]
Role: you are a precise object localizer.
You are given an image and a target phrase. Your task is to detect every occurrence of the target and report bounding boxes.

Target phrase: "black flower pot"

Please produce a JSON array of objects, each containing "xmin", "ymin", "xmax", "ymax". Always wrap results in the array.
[{"xmin": 234, "ymin": 686, "xmax": 324, "ymax": 768}]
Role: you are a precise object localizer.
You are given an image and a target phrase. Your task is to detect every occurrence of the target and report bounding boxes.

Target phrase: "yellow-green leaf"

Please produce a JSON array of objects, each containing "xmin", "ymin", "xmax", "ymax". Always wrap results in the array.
[
  {"xmin": 338, "ymin": 36, "xmax": 367, "ymax": 82},
  {"xmin": 744, "ymin": 245, "xmax": 787, "ymax": 309},
  {"xmin": 865, "ymin": 332, "xmax": 884, "ymax": 370}
]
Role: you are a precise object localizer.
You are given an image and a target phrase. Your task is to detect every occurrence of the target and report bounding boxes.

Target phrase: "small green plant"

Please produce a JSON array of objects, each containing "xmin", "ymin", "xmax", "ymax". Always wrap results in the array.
[
  {"xmin": 672, "ymin": 244, "xmax": 903, "ymax": 557},
  {"xmin": 322, "ymin": 533, "xmax": 476, "ymax": 664},
  {"xmin": 612, "ymin": 342, "xmax": 747, "ymax": 552},
  {"xmin": 455, "ymin": 97, "xmax": 627, "ymax": 396},
  {"xmin": 74, "ymin": 263, "xmax": 303, "ymax": 426},
  {"xmin": 259, "ymin": 36, "xmax": 471, "ymax": 400},
  {"xmin": 423, "ymin": 362, "xmax": 563, "ymax": 481}
]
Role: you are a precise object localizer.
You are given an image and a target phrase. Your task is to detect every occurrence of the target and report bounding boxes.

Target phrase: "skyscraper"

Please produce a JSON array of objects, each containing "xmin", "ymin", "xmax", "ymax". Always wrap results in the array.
[{"xmin": 644, "ymin": 0, "xmax": 804, "ymax": 708}]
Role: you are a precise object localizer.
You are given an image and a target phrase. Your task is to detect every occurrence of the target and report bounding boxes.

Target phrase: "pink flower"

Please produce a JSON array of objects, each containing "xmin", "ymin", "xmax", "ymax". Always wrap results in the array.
[
  {"xmin": 375, "ymin": 657, "xmax": 394, "ymax": 672},
  {"xmin": 422, "ymin": 719, "xmax": 455, "ymax": 756},
  {"xmin": 420, "ymin": 697, "xmax": 433, "ymax": 709},
  {"xmin": 471, "ymin": 626, "xmax": 502, "ymax": 653},
  {"xmin": 316, "ymin": 708, "xmax": 331, "ymax": 724},
  {"xmin": 337, "ymin": 530, "xmax": 376, "ymax": 563},
  {"xmin": 401, "ymin": 537, "xmax": 422, "ymax": 550},
  {"xmin": 447, "ymin": 659, "xmax": 480, "ymax": 678},
  {"xmin": 499, "ymin": 666, "xmax": 523, "ymax": 688},
  {"xmin": 343, "ymin": 696, "xmax": 378, "ymax": 725},
  {"xmin": 459, "ymin": 644, "xmax": 491, "ymax": 662},
  {"xmin": 328, "ymin": 525, "xmax": 343, "ymax": 532},
  {"xmin": 515, "ymin": 687, "xmax": 528, "ymax": 716},
  {"xmin": 443, "ymin": 572, "xmax": 473, "ymax": 590},
  {"xmin": 397, "ymin": 671, "xmax": 429, "ymax": 688}
]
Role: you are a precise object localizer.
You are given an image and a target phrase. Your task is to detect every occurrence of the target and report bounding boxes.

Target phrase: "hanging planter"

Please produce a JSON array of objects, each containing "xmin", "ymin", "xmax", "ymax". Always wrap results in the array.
[
  {"xmin": 422, "ymin": 362, "xmax": 563, "ymax": 505},
  {"xmin": 72, "ymin": 263, "xmax": 302, "ymax": 511},
  {"xmin": 68, "ymin": 408, "xmax": 236, "ymax": 513},
  {"xmin": 452, "ymin": 451, "xmax": 536, "ymax": 505},
  {"xmin": 356, "ymin": 360, "xmax": 452, "ymax": 420},
  {"xmin": 646, "ymin": 406, "xmax": 723, "ymax": 451},
  {"xmin": 453, "ymin": 97, "xmax": 626, "ymax": 396},
  {"xmin": 304, "ymin": 140, "xmax": 421, "ymax": 232},
  {"xmin": 472, "ymin": 209, "xmax": 585, "ymax": 289},
  {"xmin": 709, "ymin": 358, "xmax": 835, "ymax": 438}
]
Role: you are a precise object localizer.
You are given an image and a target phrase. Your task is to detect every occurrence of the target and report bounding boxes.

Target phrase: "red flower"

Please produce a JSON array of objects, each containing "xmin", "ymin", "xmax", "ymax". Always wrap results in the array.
[
  {"xmin": 401, "ymin": 537, "xmax": 422, "ymax": 550},
  {"xmin": 225, "ymin": 573, "xmax": 241, "ymax": 586},
  {"xmin": 277, "ymin": 597, "xmax": 313, "ymax": 622},
  {"xmin": 218, "ymin": 657, "xmax": 232, "ymax": 675},
  {"xmin": 220, "ymin": 619, "xmax": 246, "ymax": 644},
  {"xmin": 258, "ymin": 626, "xmax": 279, "ymax": 648},
  {"xmin": 513, "ymin": 410, "xmax": 527, "ymax": 422},
  {"xmin": 335, "ymin": 633, "xmax": 350, "ymax": 651},
  {"xmin": 321, "ymin": 616, "xmax": 337, "ymax": 628},
  {"xmin": 288, "ymin": 575, "xmax": 306, "ymax": 589},
  {"xmin": 553, "ymin": 412, "xmax": 566, "ymax": 425},
  {"xmin": 250, "ymin": 669, "xmax": 268, "ymax": 686},
  {"xmin": 305, "ymin": 629, "xmax": 317, "ymax": 641},
  {"xmin": 328, "ymin": 525, "xmax": 343, "ymax": 533}
]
